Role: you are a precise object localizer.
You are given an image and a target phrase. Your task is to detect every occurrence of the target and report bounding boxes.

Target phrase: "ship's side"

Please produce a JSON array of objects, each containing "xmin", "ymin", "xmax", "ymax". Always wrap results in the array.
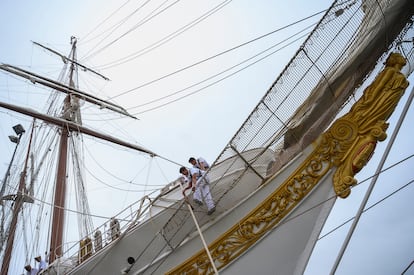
[{"xmin": 36, "ymin": 0, "xmax": 414, "ymax": 274}]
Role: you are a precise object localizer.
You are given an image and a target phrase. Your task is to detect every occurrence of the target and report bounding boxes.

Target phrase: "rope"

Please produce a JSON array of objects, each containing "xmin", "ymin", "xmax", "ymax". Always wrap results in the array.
[{"xmin": 178, "ymin": 181, "xmax": 218, "ymax": 274}]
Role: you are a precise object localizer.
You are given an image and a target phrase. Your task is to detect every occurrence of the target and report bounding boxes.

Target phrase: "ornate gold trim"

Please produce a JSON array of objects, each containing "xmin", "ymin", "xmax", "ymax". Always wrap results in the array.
[
  {"xmin": 331, "ymin": 52, "xmax": 409, "ymax": 197},
  {"xmin": 166, "ymin": 53, "xmax": 409, "ymax": 274}
]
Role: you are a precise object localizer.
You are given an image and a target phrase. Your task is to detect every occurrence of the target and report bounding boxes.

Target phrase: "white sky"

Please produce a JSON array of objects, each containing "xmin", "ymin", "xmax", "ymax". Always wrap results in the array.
[{"xmin": 0, "ymin": 0, "xmax": 413, "ymax": 274}]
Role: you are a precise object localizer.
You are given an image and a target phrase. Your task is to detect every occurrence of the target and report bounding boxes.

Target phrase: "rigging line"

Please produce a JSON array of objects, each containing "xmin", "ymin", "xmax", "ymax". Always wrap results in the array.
[
  {"xmin": 143, "ymin": 157, "xmax": 153, "ymax": 195},
  {"xmin": 96, "ymin": 0, "xmax": 233, "ymax": 70},
  {"xmin": 128, "ymin": 24, "xmax": 314, "ymax": 110},
  {"xmin": 83, "ymin": 163, "xmax": 163, "ymax": 192},
  {"xmin": 131, "ymin": 204, "xmax": 199, "ymax": 274},
  {"xmin": 83, "ymin": 0, "xmax": 181, "ymax": 61},
  {"xmin": 119, "ymin": 224, "xmax": 161, "ymax": 273},
  {"xmin": 158, "ymin": 185, "xmax": 219, "ymax": 275},
  {"xmin": 75, "ymin": 73, "xmax": 114, "ymax": 114},
  {"xmin": 147, "ymin": 156, "xmax": 414, "ymax": 275},
  {"xmin": 76, "ymin": 125, "xmax": 143, "ymax": 154},
  {"xmin": 154, "ymin": 158, "xmax": 171, "ymax": 183},
  {"xmin": 80, "ymin": 0, "xmax": 154, "ymax": 59},
  {"xmin": 80, "ymin": 0, "xmax": 133, "ymax": 43},
  {"xmin": 398, "ymin": 43, "xmax": 414, "ymax": 76},
  {"xmin": 148, "ymin": 201, "xmax": 206, "ymax": 214},
  {"xmin": 32, "ymin": 41, "xmax": 110, "ymax": 81},
  {"xmin": 331, "ymin": 78, "xmax": 414, "ymax": 275},
  {"xmin": 109, "ymin": 8, "xmax": 328, "ymax": 100},
  {"xmin": 77, "ymin": 127, "xmax": 186, "ymax": 176},
  {"xmin": 131, "ymin": 32, "xmax": 310, "ymax": 115},
  {"xmin": 167, "ymin": 176, "xmax": 414, "ymax": 274},
  {"xmin": 121, "ymin": 156, "xmax": 153, "ymax": 209},
  {"xmin": 16, "ymin": 193, "xmax": 141, "ymax": 224},
  {"xmin": 228, "ymin": 1, "xmax": 355, "ymax": 150},
  {"xmin": 214, "ymin": 152, "xmax": 414, "ymax": 250},
  {"xmin": 267, "ymin": 155, "xmax": 414, "ymax": 244},
  {"xmin": 152, "ymin": 154, "xmax": 187, "ymax": 170},
  {"xmin": 401, "ymin": 259, "xmax": 414, "ymax": 275},
  {"xmin": 21, "ymin": 207, "xmax": 29, "ymax": 264},
  {"xmin": 132, "ymin": 208, "xmax": 201, "ymax": 274},
  {"xmin": 82, "ymin": 196, "xmax": 180, "ymax": 274},
  {"xmin": 100, "ymin": 0, "xmax": 232, "ymax": 69},
  {"xmin": 318, "ymin": 178, "xmax": 414, "ymax": 241},
  {"xmin": 298, "ymin": 0, "xmax": 361, "ymax": 115},
  {"xmin": 69, "ymin": 133, "xmax": 95, "ymax": 235},
  {"xmin": 27, "ymin": 122, "xmax": 54, "ymax": 256},
  {"xmin": 210, "ymin": 162, "xmax": 247, "ymax": 210},
  {"xmin": 82, "ymin": 142, "xmax": 164, "ymax": 187},
  {"xmin": 145, "ymin": 179, "xmax": 257, "ymax": 274},
  {"xmin": 135, "ymin": 183, "xmax": 222, "ymax": 274},
  {"xmin": 374, "ymin": 0, "xmax": 388, "ymax": 47}
]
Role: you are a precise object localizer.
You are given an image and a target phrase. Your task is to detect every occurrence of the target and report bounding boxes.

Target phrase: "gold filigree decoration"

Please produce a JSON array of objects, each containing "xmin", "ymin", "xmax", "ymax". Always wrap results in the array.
[
  {"xmin": 167, "ymin": 124, "xmax": 334, "ymax": 274},
  {"xmin": 329, "ymin": 52, "xmax": 409, "ymax": 198},
  {"xmin": 166, "ymin": 53, "xmax": 409, "ymax": 274}
]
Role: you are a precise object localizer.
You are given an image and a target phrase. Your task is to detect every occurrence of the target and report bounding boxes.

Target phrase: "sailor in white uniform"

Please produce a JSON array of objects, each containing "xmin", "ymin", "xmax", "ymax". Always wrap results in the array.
[
  {"xmin": 188, "ymin": 157, "xmax": 210, "ymax": 171},
  {"xmin": 179, "ymin": 166, "xmax": 215, "ymax": 215},
  {"xmin": 34, "ymin": 255, "xmax": 48, "ymax": 273},
  {"xmin": 24, "ymin": 264, "xmax": 38, "ymax": 275}
]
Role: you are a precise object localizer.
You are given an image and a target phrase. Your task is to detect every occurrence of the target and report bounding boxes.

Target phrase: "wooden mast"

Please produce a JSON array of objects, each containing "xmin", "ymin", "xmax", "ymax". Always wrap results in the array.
[
  {"xmin": 49, "ymin": 37, "xmax": 77, "ymax": 262},
  {"xmin": 49, "ymin": 113, "xmax": 69, "ymax": 262},
  {"xmin": 0, "ymin": 37, "xmax": 156, "ymax": 272},
  {"xmin": 0, "ymin": 124, "xmax": 35, "ymax": 275}
]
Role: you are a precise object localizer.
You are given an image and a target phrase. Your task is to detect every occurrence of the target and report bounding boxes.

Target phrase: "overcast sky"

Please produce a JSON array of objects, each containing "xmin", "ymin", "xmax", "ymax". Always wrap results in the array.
[{"xmin": 0, "ymin": 1, "xmax": 413, "ymax": 274}]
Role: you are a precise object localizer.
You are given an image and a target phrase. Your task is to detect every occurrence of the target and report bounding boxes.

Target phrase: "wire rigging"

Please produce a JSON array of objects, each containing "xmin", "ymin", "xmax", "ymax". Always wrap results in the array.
[
  {"xmin": 83, "ymin": 144, "xmax": 162, "ymax": 187},
  {"xmin": 80, "ymin": 0, "xmax": 154, "ymax": 59},
  {"xmin": 95, "ymin": 0, "xmax": 233, "ymax": 70},
  {"xmin": 109, "ymin": 8, "xmax": 328, "ymax": 101},
  {"xmin": 128, "ymin": 26, "xmax": 314, "ymax": 114},
  {"xmin": 318, "ymin": 178, "xmax": 414, "ymax": 241},
  {"xmin": 83, "ymin": 163, "xmax": 161, "ymax": 192},
  {"xmin": 82, "ymin": 0, "xmax": 182, "ymax": 61},
  {"xmin": 80, "ymin": 0, "xmax": 133, "ymax": 44}
]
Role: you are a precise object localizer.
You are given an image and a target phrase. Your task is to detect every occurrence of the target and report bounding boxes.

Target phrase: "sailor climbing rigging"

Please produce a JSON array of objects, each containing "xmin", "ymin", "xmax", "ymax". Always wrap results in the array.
[{"xmin": 179, "ymin": 166, "xmax": 215, "ymax": 215}]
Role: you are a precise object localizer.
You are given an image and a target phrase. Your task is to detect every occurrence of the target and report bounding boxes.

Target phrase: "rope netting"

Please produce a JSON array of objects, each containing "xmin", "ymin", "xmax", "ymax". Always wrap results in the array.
[{"xmin": 212, "ymin": 0, "xmax": 413, "ymax": 176}]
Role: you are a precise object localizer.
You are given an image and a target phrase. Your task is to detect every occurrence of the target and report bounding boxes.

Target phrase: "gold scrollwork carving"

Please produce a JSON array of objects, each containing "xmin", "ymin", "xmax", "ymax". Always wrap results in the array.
[
  {"xmin": 330, "ymin": 118, "xmax": 358, "ymax": 141},
  {"xmin": 330, "ymin": 52, "xmax": 408, "ymax": 198},
  {"xmin": 167, "ymin": 136, "xmax": 333, "ymax": 274},
  {"xmin": 166, "ymin": 52, "xmax": 409, "ymax": 274}
]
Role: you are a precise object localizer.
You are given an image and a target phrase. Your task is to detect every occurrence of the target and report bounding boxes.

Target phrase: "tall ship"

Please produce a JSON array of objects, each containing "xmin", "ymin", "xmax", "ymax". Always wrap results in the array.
[{"xmin": 0, "ymin": 0, "xmax": 413, "ymax": 274}]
